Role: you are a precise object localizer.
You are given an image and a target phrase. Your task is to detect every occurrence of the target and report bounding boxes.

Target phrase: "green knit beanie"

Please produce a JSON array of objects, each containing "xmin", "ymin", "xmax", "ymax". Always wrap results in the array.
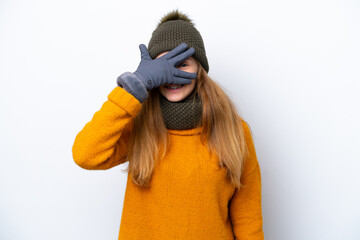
[{"xmin": 148, "ymin": 10, "xmax": 209, "ymax": 72}]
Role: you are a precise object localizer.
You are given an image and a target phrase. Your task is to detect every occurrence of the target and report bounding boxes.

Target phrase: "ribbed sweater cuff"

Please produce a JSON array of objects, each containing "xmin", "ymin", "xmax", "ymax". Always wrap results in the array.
[{"xmin": 108, "ymin": 87, "xmax": 142, "ymax": 117}]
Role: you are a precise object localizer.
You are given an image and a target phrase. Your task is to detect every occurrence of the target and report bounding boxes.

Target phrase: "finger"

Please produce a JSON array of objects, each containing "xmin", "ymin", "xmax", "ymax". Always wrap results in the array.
[
  {"xmin": 163, "ymin": 43, "xmax": 188, "ymax": 59},
  {"xmin": 171, "ymin": 77, "xmax": 192, "ymax": 85},
  {"xmin": 170, "ymin": 47, "xmax": 195, "ymax": 67},
  {"xmin": 173, "ymin": 68, "xmax": 197, "ymax": 79},
  {"xmin": 139, "ymin": 44, "xmax": 152, "ymax": 60}
]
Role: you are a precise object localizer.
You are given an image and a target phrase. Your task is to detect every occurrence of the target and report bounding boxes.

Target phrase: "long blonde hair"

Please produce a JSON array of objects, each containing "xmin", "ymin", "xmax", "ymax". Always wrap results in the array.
[{"xmin": 125, "ymin": 62, "xmax": 248, "ymax": 189}]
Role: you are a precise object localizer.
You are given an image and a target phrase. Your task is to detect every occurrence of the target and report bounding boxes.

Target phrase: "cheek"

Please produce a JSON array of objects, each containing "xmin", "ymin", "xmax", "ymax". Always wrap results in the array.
[
  {"xmin": 188, "ymin": 80, "xmax": 196, "ymax": 90},
  {"xmin": 192, "ymin": 66, "xmax": 199, "ymax": 76}
]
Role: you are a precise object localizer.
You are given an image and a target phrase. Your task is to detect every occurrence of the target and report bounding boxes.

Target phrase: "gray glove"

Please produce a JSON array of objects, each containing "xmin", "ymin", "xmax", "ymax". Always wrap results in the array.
[
  {"xmin": 134, "ymin": 43, "xmax": 197, "ymax": 89},
  {"xmin": 117, "ymin": 43, "xmax": 197, "ymax": 103}
]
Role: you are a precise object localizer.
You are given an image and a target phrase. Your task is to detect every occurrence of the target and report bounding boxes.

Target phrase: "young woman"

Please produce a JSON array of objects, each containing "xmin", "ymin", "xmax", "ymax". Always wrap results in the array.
[{"xmin": 72, "ymin": 10, "xmax": 264, "ymax": 240}]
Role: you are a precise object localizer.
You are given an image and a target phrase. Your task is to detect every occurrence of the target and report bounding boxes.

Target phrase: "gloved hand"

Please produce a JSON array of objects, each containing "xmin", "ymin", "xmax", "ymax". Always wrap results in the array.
[{"xmin": 133, "ymin": 43, "xmax": 197, "ymax": 90}]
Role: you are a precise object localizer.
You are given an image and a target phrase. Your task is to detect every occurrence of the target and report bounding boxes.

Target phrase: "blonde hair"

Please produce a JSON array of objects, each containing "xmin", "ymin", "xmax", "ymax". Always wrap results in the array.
[{"xmin": 125, "ymin": 62, "xmax": 248, "ymax": 189}]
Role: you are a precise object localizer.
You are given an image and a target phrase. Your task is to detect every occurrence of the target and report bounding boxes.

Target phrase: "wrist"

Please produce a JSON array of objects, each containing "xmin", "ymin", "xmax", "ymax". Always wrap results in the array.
[
  {"xmin": 133, "ymin": 71, "xmax": 153, "ymax": 90},
  {"xmin": 117, "ymin": 72, "xmax": 148, "ymax": 103}
]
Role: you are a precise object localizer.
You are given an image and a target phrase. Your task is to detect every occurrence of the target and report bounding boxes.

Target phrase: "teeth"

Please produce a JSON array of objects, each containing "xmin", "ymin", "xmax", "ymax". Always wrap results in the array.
[{"xmin": 166, "ymin": 85, "xmax": 183, "ymax": 89}]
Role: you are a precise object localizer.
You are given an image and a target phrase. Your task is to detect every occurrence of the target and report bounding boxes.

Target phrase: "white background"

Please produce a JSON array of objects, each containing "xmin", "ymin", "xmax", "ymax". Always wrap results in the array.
[{"xmin": 1, "ymin": 0, "xmax": 359, "ymax": 239}]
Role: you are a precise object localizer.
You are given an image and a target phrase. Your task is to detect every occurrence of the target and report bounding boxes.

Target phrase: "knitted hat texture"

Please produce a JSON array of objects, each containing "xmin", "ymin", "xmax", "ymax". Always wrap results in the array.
[{"xmin": 148, "ymin": 10, "xmax": 209, "ymax": 72}]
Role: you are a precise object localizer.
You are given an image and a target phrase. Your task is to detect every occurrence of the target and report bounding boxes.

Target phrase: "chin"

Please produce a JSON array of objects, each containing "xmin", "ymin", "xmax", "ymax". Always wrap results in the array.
[
  {"xmin": 162, "ymin": 94, "xmax": 187, "ymax": 102},
  {"xmin": 159, "ymin": 87, "xmax": 194, "ymax": 102}
]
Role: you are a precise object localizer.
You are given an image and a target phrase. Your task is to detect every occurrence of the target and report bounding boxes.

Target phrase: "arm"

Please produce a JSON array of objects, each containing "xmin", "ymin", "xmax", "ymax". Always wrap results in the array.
[
  {"xmin": 72, "ymin": 43, "xmax": 196, "ymax": 169},
  {"xmin": 72, "ymin": 87, "xmax": 141, "ymax": 170},
  {"xmin": 229, "ymin": 121, "xmax": 264, "ymax": 239}
]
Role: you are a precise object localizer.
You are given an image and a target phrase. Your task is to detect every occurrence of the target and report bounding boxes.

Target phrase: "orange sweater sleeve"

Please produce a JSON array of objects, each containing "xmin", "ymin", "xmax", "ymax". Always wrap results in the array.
[
  {"xmin": 72, "ymin": 87, "xmax": 142, "ymax": 170},
  {"xmin": 229, "ymin": 121, "xmax": 264, "ymax": 239}
]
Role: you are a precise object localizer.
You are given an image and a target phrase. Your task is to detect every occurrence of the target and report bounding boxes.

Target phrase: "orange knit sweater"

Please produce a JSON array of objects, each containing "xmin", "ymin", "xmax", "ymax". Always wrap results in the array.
[{"xmin": 72, "ymin": 87, "xmax": 264, "ymax": 240}]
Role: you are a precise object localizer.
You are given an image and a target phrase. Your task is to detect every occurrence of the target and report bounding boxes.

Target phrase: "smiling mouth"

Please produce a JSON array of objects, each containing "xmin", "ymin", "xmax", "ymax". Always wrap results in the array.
[{"xmin": 164, "ymin": 84, "xmax": 184, "ymax": 90}]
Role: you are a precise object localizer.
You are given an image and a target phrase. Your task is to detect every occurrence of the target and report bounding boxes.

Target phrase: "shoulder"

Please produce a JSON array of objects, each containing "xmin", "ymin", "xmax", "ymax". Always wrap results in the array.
[
  {"xmin": 241, "ymin": 120, "xmax": 251, "ymax": 134},
  {"xmin": 239, "ymin": 118, "xmax": 253, "ymax": 141},
  {"xmin": 239, "ymin": 119, "xmax": 260, "ymax": 179},
  {"xmin": 240, "ymin": 119, "xmax": 256, "ymax": 151}
]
